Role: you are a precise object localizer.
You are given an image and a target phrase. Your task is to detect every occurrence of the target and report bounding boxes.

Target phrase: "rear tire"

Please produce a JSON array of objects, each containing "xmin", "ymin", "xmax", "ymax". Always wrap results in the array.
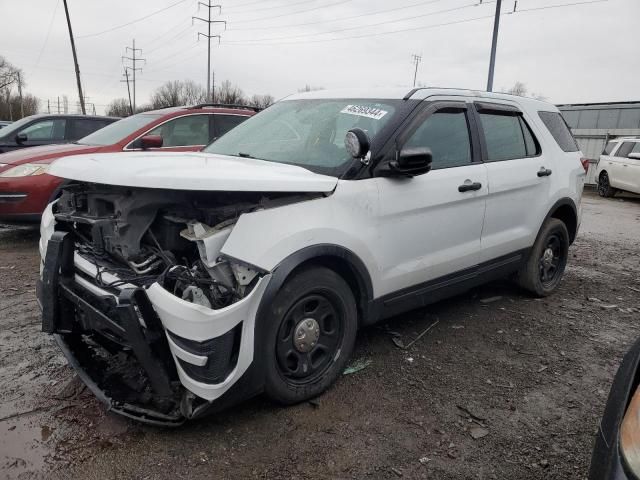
[
  {"xmin": 598, "ymin": 171, "xmax": 616, "ymax": 198},
  {"xmin": 263, "ymin": 266, "xmax": 357, "ymax": 405},
  {"xmin": 517, "ymin": 218, "xmax": 569, "ymax": 297}
]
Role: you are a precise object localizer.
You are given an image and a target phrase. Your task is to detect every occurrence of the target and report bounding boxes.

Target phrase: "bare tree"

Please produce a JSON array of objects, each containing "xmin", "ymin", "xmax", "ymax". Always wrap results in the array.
[
  {"xmin": 214, "ymin": 80, "xmax": 247, "ymax": 105},
  {"xmin": 106, "ymin": 98, "xmax": 132, "ymax": 117},
  {"xmin": 0, "ymin": 56, "xmax": 38, "ymax": 120},
  {"xmin": 249, "ymin": 94, "xmax": 275, "ymax": 109},
  {"xmin": 150, "ymin": 80, "xmax": 207, "ymax": 108},
  {"xmin": 504, "ymin": 81, "xmax": 547, "ymax": 101}
]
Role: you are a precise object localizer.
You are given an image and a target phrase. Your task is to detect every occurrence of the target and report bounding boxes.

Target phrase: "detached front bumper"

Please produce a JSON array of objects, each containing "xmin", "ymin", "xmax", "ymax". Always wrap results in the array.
[{"xmin": 38, "ymin": 231, "xmax": 270, "ymax": 425}]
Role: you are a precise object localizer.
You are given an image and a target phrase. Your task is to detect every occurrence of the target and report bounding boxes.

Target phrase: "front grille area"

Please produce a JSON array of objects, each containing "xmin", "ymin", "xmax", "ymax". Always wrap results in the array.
[{"xmin": 168, "ymin": 326, "xmax": 242, "ymax": 384}]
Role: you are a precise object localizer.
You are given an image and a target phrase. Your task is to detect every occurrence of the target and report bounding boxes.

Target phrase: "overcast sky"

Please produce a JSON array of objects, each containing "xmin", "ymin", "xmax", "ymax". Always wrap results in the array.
[{"xmin": 0, "ymin": 0, "xmax": 637, "ymax": 115}]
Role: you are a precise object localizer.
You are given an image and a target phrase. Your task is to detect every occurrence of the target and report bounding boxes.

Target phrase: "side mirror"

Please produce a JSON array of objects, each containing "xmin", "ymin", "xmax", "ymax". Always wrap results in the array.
[
  {"xmin": 628, "ymin": 153, "xmax": 640, "ymax": 160},
  {"xmin": 388, "ymin": 147, "xmax": 432, "ymax": 177},
  {"xmin": 15, "ymin": 133, "xmax": 27, "ymax": 144},
  {"xmin": 139, "ymin": 135, "xmax": 163, "ymax": 149},
  {"xmin": 345, "ymin": 128, "xmax": 370, "ymax": 160}
]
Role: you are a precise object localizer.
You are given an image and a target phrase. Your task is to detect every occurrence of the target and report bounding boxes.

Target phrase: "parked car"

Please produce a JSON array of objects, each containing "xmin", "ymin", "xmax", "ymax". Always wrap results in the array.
[
  {"xmin": 0, "ymin": 114, "xmax": 118, "ymax": 153},
  {"xmin": 595, "ymin": 137, "xmax": 640, "ymax": 197},
  {"xmin": 0, "ymin": 120, "xmax": 12, "ymax": 130},
  {"xmin": 0, "ymin": 104, "xmax": 256, "ymax": 222},
  {"xmin": 38, "ymin": 87, "xmax": 586, "ymax": 425},
  {"xmin": 589, "ymin": 336, "xmax": 640, "ymax": 479}
]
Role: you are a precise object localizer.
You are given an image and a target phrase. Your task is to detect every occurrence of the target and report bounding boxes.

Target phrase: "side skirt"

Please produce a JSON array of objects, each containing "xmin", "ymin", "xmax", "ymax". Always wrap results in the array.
[{"xmin": 367, "ymin": 249, "xmax": 529, "ymax": 323}]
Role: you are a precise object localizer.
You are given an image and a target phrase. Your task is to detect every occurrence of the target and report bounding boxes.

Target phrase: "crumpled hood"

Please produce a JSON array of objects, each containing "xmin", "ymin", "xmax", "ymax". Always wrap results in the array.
[
  {"xmin": 48, "ymin": 151, "xmax": 339, "ymax": 192},
  {"xmin": 0, "ymin": 143, "xmax": 101, "ymax": 165}
]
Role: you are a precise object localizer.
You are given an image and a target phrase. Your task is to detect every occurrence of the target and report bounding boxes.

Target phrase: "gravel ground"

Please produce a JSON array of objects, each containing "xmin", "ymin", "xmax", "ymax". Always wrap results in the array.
[{"xmin": 1, "ymin": 189, "xmax": 639, "ymax": 480}]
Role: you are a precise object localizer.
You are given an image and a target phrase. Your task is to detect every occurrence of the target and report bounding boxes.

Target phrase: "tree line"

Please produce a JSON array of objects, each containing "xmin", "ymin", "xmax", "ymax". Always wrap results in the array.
[
  {"xmin": 106, "ymin": 79, "xmax": 275, "ymax": 117},
  {"xmin": 0, "ymin": 56, "xmax": 39, "ymax": 120}
]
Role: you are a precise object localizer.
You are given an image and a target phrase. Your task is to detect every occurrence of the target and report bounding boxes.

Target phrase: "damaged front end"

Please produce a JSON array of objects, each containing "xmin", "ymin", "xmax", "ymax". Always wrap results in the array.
[{"xmin": 38, "ymin": 183, "xmax": 313, "ymax": 425}]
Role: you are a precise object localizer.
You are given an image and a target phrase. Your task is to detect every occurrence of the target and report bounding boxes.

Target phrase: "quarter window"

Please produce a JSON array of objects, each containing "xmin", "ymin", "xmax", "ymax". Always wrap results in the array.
[
  {"xmin": 603, "ymin": 141, "xmax": 617, "ymax": 155},
  {"xmin": 148, "ymin": 115, "xmax": 210, "ymax": 147},
  {"xmin": 404, "ymin": 110, "xmax": 472, "ymax": 169},
  {"xmin": 538, "ymin": 111, "xmax": 579, "ymax": 152}
]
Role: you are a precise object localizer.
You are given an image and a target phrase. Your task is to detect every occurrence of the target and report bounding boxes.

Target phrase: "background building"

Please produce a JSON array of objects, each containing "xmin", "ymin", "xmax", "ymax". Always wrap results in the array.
[{"xmin": 558, "ymin": 101, "xmax": 640, "ymax": 184}]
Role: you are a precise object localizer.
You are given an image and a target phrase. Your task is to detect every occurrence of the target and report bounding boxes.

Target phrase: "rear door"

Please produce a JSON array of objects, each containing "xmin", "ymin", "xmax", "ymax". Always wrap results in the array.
[
  {"xmin": 373, "ymin": 100, "xmax": 488, "ymax": 296},
  {"xmin": 625, "ymin": 142, "xmax": 640, "ymax": 194},
  {"xmin": 474, "ymin": 102, "xmax": 549, "ymax": 262},
  {"xmin": 67, "ymin": 118, "xmax": 112, "ymax": 141}
]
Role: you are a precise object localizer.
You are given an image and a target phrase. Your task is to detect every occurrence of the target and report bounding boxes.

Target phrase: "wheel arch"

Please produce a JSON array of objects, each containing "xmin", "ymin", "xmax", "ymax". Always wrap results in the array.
[
  {"xmin": 256, "ymin": 244, "xmax": 375, "ymax": 329},
  {"xmin": 546, "ymin": 198, "xmax": 578, "ymax": 244}
]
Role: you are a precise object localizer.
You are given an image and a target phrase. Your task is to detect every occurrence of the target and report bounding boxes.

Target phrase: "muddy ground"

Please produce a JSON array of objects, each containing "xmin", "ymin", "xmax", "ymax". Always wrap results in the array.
[{"xmin": 1, "ymin": 189, "xmax": 639, "ymax": 480}]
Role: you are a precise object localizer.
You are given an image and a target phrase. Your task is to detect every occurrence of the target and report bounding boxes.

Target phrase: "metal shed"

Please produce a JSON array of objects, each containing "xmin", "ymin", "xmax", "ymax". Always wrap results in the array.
[{"xmin": 558, "ymin": 101, "xmax": 640, "ymax": 184}]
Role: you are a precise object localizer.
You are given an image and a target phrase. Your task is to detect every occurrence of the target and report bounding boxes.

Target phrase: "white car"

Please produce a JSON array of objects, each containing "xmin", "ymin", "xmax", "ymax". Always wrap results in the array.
[
  {"xmin": 37, "ymin": 88, "xmax": 586, "ymax": 425},
  {"xmin": 595, "ymin": 137, "xmax": 640, "ymax": 197}
]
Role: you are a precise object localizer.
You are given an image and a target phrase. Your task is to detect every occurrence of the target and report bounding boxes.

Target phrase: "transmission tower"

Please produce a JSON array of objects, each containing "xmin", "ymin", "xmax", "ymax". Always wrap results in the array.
[
  {"xmin": 193, "ymin": 1, "xmax": 226, "ymax": 102},
  {"xmin": 122, "ymin": 40, "xmax": 145, "ymax": 113}
]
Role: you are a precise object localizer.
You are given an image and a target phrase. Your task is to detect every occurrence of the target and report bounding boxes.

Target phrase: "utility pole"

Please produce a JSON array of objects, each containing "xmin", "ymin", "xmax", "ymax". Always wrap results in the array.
[
  {"xmin": 57, "ymin": 96, "xmax": 61, "ymax": 114},
  {"xmin": 486, "ymin": 0, "xmax": 502, "ymax": 92},
  {"xmin": 193, "ymin": 1, "xmax": 225, "ymax": 102},
  {"xmin": 47, "ymin": 99, "xmax": 51, "ymax": 114},
  {"xmin": 16, "ymin": 72, "xmax": 24, "ymax": 118},
  {"xmin": 411, "ymin": 54, "xmax": 422, "ymax": 88},
  {"xmin": 121, "ymin": 68, "xmax": 134, "ymax": 115},
  {"xmin": 122, "ymin": 40, "xmax": 145, "ymax": 113},
  {"xmin": 62, "ymin": 0, "xmax": 86, "ymax": 114}
]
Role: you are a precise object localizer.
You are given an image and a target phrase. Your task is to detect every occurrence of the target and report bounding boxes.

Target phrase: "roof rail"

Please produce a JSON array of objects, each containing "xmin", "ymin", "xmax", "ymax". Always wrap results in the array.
[{"xmin": 190, "ymin": 103, "xmax": 262, "ymax": 112}]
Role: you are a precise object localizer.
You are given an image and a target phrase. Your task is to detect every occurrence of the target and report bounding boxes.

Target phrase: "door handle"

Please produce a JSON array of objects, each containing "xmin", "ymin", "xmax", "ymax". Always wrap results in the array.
[
  {"xmin": 537, "ymin": 168, "xmax": 552, "ymax": 177},
  {"xmin": 458, "ymin": 181, "xmax": 482, "ymax": 192}
]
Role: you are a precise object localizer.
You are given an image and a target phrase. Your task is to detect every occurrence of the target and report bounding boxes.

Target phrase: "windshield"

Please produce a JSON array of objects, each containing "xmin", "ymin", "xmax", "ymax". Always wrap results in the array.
[
  {"xmin": 77, "ymin": 113, "xmax": 163, "ymax": 146},
  {"xmin": 0, "ymin": 116, "xmax": 37, "ymax": 140},
  {"xmin": 204, "ymin": 99, "xmax": 400, "ymax": 176}
]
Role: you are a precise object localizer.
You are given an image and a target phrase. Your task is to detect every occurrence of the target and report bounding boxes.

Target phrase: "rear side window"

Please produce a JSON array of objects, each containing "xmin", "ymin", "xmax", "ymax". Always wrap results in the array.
[
  {"xmin": 603, "ymin": 141, "xmax": 617, "ymax": 155},
  {"xmin": 538, "ymin": 111, "xmax": 579, "ymax": 152},
  {"xmin": 213, "ymin": 115, "xmax": 248, "ymax": 139},
  {"xmin": 68, "ymin": 119, "xmax": 108, "ymax": 140},
  {"xmin": 479, "ymin": 113, "xmax": 539, "ymax": 162},
  {"xmin": 616, "ymin": 142, "xmax": 635, "ymax": 158}
]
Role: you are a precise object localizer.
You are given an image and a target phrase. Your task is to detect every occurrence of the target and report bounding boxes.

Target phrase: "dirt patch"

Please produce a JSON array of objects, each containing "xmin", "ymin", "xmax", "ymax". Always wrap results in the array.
[{"xmin": 1, "ymin": 190, "xmax": 639, "ymax": 479}]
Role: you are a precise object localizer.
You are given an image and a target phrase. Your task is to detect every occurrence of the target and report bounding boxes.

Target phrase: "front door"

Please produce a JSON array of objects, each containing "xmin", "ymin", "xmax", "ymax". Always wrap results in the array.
[{"xmin": 373, "ymin": 101, "xmax": 488, "ymax": 297}]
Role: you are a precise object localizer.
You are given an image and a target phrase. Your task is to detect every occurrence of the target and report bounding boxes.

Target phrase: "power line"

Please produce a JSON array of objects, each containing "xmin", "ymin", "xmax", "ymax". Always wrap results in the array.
[
  {"xmin": 231, "ymin": 0, "xmax": 354, "ymax": 24},
  {"xmin": 223, "ymin": 0, "xmax": 607, "ymax": 46},
  {"xmin": 516, "ymin": 0, "xmax": 607, "ymax": 13},
  {"xmin": 34, "ymin": 0, "xmax": 60, "ymax": 68},
  {"xmin": 77, "ymin": 0, "xmax": 188, "ymax": 39},
  {"xmin": 228, "ymin": 0, "xmax": 450, "ymax": 31},
  {"xmin": 227, "ymin": 1, "xmax": 486, "ymax": 43}
]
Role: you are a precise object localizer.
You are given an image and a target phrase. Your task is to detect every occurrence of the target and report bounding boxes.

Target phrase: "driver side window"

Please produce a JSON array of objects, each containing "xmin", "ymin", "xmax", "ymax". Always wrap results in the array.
[
  {"xmin": 404, "ymin": 110, "xmax": 472, "ymax": 169},
  {"xmin": 147, "ymin": 115, "xmax": 210, "ymax": 147},
  {"xmin": 20, "ymin": 119, "xmax": 66, "ymax": 141}
]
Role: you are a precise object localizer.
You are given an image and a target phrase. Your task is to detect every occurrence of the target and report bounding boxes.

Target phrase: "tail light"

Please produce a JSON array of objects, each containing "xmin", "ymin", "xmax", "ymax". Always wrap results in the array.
[{"xmin": 580, "ymin": 157, "xmax": 589, "ymax": 173}]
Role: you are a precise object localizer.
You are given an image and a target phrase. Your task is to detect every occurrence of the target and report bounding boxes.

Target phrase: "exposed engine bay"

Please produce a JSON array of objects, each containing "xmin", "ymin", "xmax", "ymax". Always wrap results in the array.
[{"xmin": 54, "ymin": 182, "xmax": 319, "ymax": 308}]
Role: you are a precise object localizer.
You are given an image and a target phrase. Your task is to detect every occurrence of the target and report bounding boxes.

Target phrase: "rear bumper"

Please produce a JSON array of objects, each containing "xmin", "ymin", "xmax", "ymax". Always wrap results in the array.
[{"xmin": 39, "ymin": 231, "xmax": 270, "ymax": 424}]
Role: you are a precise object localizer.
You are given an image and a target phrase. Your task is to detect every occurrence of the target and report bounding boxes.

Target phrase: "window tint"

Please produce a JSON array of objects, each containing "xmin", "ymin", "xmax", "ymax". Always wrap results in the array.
[
  {"xmin": 603, "ymin": 141, "xmax": 617, "ymax": 155},
  {"xmin": 538, "ymin": 111, "xmax": 579, "ymax": 152},
  {"xmin": 616, "ymin": 142, "xmax": 635, "ymax": 158},
  {"xmin": 213, "ymin": 114, "xmax": 248, "ymax": 139},
  {"xmin": 519, "ymin": 116, "xmax": 539, "ymax": 156},
  {"xmin": 479, "ymin": 113, "xmax": 527, "ymax": 161},
  {"xmin": 561, "ymin": 110, "xmax": 579, "ymax": 129},
  {"xmin": 148, "ymin": 115, "xmax": 210, "ymax": 147},
  {"xmin": 20, "ymin": 119, "xmax": 66, "ymax": 141},
  {"xmin": 631, "ymin": 143, "xmax": 640, "ymax": 154},
  {"xmin": 404, "ymin": 110, "xmax": 471, "ymax": 169},
  {"xmin": 69, "ymin": 119, "xmax": 108, "ymax": 140}
]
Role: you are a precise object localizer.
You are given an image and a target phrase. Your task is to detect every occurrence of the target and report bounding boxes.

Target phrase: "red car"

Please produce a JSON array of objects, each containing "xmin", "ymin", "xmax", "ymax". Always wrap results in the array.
[{"xmin": 0, "ymin": 104, "xmax": 257, "ymax": 222}]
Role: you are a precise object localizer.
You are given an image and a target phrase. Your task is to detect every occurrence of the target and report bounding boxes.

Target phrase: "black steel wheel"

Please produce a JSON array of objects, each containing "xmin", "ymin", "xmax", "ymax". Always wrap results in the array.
[
  {"xmin": 517, "ymin": 218, "xmax": 569, "ymax": 297},
  {"xmin": 598, "ymin": 171, "xmax": 616, "ymax": 198},
  {"xmin": 263, "ymin": 266, "xmax": 357, "ymax": 404}
]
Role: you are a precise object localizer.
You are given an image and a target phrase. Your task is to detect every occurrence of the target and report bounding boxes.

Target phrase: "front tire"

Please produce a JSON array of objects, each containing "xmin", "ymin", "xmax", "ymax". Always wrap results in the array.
[
  {"xmin": 598, "ymin": 171, "xmax": 616, "ymax": 197},
  {"xmin": 517, "ymin": 218, "xmax": 569, "ymax": 297},
  {"xmin": 263, "ymin": 266, "xmax": 358, "ymax": 404}
]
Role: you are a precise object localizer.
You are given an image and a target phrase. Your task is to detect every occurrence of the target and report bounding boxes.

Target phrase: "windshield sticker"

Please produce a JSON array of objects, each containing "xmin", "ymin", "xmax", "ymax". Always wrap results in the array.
[{"xmin": 340, "ymin": 105, "xmax": 388, "ymax": 120}]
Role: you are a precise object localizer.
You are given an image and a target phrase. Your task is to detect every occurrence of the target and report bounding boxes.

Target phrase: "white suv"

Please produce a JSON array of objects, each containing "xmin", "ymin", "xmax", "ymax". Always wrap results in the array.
[
  {"xmin": 37, "ymin": 88, "xmax": 586, "ymax": 424},
  {"xmin": 595, "ymin": 137, "xmax": 640, "ymax": 197}
]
